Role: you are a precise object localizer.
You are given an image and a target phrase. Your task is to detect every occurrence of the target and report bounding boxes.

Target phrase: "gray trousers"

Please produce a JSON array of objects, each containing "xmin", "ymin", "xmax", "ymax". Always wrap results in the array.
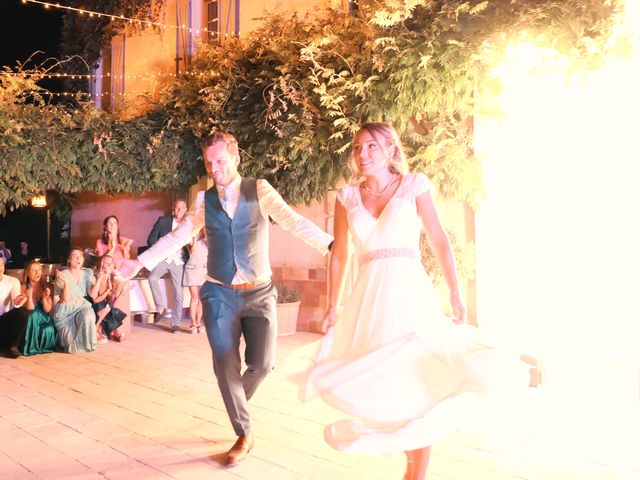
[
  {"xmin": 200, "ymin": 281, "xmax": 278, "ymax": 436},
  {"xmin": 148, "ymin": 260, "xmax": 184, "ymax": 327}
]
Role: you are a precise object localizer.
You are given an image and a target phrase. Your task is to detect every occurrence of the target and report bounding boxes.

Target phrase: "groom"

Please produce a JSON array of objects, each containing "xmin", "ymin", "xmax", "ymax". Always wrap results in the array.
[{"xmin": 118, "ymin": 131, "xmax": 333, "ymax": 466}]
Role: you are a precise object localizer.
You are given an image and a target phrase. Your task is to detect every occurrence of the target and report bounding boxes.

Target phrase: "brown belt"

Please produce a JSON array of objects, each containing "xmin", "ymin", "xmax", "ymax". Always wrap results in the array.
[{"xmin": 220, "ymin": 277, "xmax": 270, "ymax": 291}]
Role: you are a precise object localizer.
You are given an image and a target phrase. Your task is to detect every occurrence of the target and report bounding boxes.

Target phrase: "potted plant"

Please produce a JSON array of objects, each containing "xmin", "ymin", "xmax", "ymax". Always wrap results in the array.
[{"xmin": 276, "ymin": 284, "xmax": 300, "ymax": 336}]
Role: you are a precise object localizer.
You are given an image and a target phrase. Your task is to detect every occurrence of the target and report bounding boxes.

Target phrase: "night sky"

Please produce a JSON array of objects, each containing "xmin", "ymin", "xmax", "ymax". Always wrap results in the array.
[
  {"xmin": 1, "ymin": 1, "xmax": 65, "ymax": 262},
  {"xmin": 0, "ymin": 0, "xmax": 63, "ymax": 70}
]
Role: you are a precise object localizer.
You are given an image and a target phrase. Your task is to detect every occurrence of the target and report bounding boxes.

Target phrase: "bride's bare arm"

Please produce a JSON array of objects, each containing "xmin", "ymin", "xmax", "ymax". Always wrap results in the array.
[
  {"xmin": 416, "ymin": 191, "xmax": 466, "ymax": 323},
  {"xmin": 322, "ymin": 199, "xmax": 351, "ymax": 333}
]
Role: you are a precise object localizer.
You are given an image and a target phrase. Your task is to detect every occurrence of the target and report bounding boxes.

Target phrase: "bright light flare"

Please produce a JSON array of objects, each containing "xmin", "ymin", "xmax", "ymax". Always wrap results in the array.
[
  {"xmin": 474, "ymin": 5, "xmax": 640, "ymax": 465},
  {"xmin": 475, "ymin": 1, "xmax": 640, "ymax": 410}
]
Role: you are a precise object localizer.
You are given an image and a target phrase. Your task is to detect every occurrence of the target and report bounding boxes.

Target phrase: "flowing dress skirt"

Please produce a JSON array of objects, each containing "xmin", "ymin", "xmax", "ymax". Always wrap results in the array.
[{"xmin": 23, "ymin": 302, "xmax": 56, "ymax": 356}]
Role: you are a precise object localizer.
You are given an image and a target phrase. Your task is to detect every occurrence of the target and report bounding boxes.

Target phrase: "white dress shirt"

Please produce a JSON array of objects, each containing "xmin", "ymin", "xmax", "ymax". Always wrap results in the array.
[
  {"xmin": 138, "ymin": 178, "xmax": 333, "ymax": 284},
  {"xmin": 164, "ymin": 218, "xmax": 185, "ymax": 265},
  {"xmin": 0, "ymin": 274, "xmax": 21, "ymax": 315}
]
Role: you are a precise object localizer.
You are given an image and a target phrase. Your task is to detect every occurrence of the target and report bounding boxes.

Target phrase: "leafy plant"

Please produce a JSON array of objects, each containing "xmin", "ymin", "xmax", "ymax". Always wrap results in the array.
[
  {"xmin": 158, "ymin": 0, "xmax": 617, "ymax": 205},
  {"xmin": 0, "ymin": 62, "xmax": 201, "ymax": 214},
  {"xmin": 0, "ymin": 0, "xmax": 621, "ymax": 214},
  {"xmin": 277, "ymin": 284, "xmax": 300, "ymax": 303}
]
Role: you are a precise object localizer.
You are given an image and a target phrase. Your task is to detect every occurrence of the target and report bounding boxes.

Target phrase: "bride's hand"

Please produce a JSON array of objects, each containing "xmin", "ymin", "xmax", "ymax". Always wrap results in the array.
[
  {"xmin": 321, "ymin": 307, "xmax": 337, "ymax": 334},
  {"xmin": 450, "ymin": 289, "xmax": 466, "ymax": 324}
]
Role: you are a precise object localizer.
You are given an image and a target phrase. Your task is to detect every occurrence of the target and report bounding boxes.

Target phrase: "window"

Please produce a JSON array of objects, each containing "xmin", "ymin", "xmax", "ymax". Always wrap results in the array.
[
  {"xmin": 206, "ymin": 0, "xmax": 219, "ymax": 40},
  {"xmin": 175, "ymin": 0, "xmax": 192, "ymax": 72}
]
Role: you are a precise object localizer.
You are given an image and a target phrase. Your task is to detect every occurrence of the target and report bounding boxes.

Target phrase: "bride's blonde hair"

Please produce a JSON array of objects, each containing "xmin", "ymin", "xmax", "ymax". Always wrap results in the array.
[{"xmin": 350, "ymin": 122, "xmax": 409, "ymax": 177}]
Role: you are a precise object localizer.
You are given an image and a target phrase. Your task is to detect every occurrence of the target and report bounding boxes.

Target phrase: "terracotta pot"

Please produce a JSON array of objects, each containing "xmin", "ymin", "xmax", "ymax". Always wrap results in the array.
[{"xmin": 276, "ymin": 301, "xmax": 300, "ymax": 336}]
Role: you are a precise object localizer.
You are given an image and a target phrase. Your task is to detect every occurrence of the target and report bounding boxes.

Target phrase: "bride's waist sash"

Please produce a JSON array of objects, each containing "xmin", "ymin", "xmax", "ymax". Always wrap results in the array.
[{"xmin": 359, "ymin": 248, "xmax": 419, "ymax": 267}]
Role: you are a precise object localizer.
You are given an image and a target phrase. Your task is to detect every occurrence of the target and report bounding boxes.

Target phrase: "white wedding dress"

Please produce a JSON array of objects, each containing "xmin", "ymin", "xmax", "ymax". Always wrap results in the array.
[{"xmin": 301, "ymin": 173, "xmax": 524, "ymax": 455}]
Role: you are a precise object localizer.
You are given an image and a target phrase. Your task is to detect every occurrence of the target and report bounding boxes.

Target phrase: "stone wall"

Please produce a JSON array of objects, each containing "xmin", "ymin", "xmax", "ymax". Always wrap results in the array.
[{"xmin": 272, "ymin": 266, "xmax": 327, "ymax": 333}]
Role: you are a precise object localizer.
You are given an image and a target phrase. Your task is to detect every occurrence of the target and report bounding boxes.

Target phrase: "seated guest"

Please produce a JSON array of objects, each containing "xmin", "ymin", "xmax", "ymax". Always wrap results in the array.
[
  {"xmin": 53, "ymin": 248, "xmax": 98, "ymax": 354},
  {"xmin": 0, "ymin": 257, "xmax": 28, "ymax": 358},
  {"xmin": 91, "ymin": 255, "xmax": 126, "ymax": 343},
  {"xmin": 147, "ymin": 200, "xmax": 188, "ymax": 330},
  {"xmin": 12, "ymin": 241, "xmax": 31, "ymax": 268},
  {"xmin": 95, "ymin": 215, "xmax": 133, "ymax": 266},
  {"xmin": 21, "ymin": 260, "xmax": 56, "ymax": 356},
  {"xmin": 0, "ymin": 241, "xmax": 11, "ymax": 263}
]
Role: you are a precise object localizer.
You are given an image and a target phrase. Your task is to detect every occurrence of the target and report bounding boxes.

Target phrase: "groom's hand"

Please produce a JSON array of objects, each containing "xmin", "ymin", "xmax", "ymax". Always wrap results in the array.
[{"xmin": 115, "ymin": 259, "xmax": 143, "ymax": 281}]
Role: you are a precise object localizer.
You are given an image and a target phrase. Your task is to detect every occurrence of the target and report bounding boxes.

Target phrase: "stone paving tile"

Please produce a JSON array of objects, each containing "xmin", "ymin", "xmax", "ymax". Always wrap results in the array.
[
  {"xmin": 0, "ymin": 450, "xmax": 38, "ymax": 480},
  {"xmin": 54, "ymin": 474, "xmax": 107, "ymax": 480},
  {"xmin": 155, "ymin": 462, "xmax": 241, "ymax": 480},
  {"xmin": 12, "ymin": 450, "xmax": 93, "ymax": 479},
  {"xmin": 2, "ymin": 323, "xmax": 639, "ymax": 480},
  {"xmin": 6, "ymin": 410, "xmax": 56, "ymax": 430},
  {"xmin": 122, "ymin": 415, "xmax": 176, "ymax": 438},
  {"xmin": 147, "ymin": 429, "xmax": 218, "ymax": 456},
  {"xmin": 0, "ymin": 396, "xmax": 33, "ymax": 416},
  {"xmin": 101, "ymin": 464, "xmax": 176, "ymax": 480},
  {"xmin": 0, "ymin": 429, "xmax": 51, "ymax": 463},
  {"xmin": 72, "ymin": 419, "xmax": 131, "ymax": 442}
]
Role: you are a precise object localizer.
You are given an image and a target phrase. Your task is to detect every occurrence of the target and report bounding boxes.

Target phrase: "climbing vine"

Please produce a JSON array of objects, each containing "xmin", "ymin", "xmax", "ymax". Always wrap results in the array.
[{"xmin": 1, "ymin": 0, "xmax": 621, "ymax": 215}]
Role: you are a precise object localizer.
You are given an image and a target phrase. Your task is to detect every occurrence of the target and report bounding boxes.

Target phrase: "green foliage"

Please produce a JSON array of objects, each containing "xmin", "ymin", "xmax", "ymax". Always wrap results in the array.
[
  {"xmin": 159, "ymin": 0, "xmax": 617, "ymax": 205},
  {"xmin": 277, "ymin": 284, "xmax": 300, "ymax": 303},
  {"xmin": 0, "ymin": 65, "xmax": 200, "ymax": 214},
  {"xmin": 1, "ymin": 0, "xmax": 621, "ymax": 214}
]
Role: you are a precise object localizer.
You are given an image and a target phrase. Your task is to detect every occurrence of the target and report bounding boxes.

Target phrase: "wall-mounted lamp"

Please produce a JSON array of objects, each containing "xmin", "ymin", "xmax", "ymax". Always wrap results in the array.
[{"xmin": 31, "ymin": 195, "xmax": 47, "ymax": 208}]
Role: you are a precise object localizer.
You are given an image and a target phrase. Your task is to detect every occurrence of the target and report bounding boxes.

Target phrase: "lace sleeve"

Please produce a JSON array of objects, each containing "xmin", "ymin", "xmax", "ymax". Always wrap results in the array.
[
  {"xmin": 412, "ymin": 173, "xmax": 435, "ymax": 198},
  {"xmin": 336, "ymin": 184, "xmax": 357, "ymax": 210}
]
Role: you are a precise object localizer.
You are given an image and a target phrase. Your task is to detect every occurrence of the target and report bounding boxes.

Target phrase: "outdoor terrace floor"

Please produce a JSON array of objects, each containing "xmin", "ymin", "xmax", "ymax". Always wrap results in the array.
[{"xmin": 2, "ymin": 321, "xmax": 639, "ymax": 480}]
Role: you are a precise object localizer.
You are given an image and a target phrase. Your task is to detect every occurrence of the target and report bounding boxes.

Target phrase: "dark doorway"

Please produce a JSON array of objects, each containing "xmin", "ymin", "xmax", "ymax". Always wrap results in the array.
[{"xmin": 0, "ymin": 206, "xmax": 51, "ymax": 267}]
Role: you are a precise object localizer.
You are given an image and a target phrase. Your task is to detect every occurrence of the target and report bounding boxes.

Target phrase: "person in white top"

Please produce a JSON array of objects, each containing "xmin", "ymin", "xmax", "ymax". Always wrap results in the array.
[
  {"xmin": 117, "ymin": 131, "xmax": 333, "ymax": 467},
  {"xmin": 146, "ymin": 199, "xmax": 189, "ymax": 330},
  {"xmin": 0, "ymin": 257, "xmax": 29, "ymax": 358},
  {"xmin": 0, "ymin": 241, "xmax": 12, "ymax": 263}
]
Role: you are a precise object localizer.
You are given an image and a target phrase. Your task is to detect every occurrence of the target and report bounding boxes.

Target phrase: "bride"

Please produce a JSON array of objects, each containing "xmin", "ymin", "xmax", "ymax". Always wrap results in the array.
[{"xmin": 303, "ymin": 122, "xmax": 524, "ymax": 480}]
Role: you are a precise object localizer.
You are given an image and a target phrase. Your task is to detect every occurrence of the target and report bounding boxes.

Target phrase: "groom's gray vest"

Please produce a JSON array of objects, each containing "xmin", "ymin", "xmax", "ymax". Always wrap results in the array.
[{"xmin": 204, "ymin": 178, "xmax": 269, "ymax": 284}]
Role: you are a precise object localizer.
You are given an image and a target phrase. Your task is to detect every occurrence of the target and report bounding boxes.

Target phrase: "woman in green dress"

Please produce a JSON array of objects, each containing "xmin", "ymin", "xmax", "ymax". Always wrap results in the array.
[
  {"xmin": 21, "ymin": 260, "xmax": 56, "ymax": 356},
  {"xmin": 53, "ymin": 248, "xmax": 99, "ymax": 354}
]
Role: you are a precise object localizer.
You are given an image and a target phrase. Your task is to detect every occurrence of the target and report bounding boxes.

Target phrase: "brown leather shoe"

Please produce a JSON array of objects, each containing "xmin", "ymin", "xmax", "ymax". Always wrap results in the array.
[{"xmin": 225, "ymin": 434, "xmax": 254, "ymax": 467}]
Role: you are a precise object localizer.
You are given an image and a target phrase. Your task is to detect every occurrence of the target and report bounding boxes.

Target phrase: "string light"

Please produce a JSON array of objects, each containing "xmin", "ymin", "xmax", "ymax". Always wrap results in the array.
[
  {"xmin": 21, "ymin": 0, "xmax": 215, "ymax": 33},
  {"xmin": 20, "ymin": 91, "xmax": 153, "ymax": 98},
  {"xmin": 49, "ymin": 91, "xmax": 152, "ymax": 97},
  {"xmin": 1, "ymin": 70, "xmax": 220, "ymax": 80},
  {"xmin": 21, "ymin": 0, "xmax": 277, "ymax": 41}
]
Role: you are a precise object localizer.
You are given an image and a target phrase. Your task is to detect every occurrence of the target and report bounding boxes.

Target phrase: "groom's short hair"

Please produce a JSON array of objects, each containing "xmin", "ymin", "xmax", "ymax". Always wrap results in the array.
[{"xmin": 200, "ymin": 131, "xmax": 240, "ymax": 161}]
